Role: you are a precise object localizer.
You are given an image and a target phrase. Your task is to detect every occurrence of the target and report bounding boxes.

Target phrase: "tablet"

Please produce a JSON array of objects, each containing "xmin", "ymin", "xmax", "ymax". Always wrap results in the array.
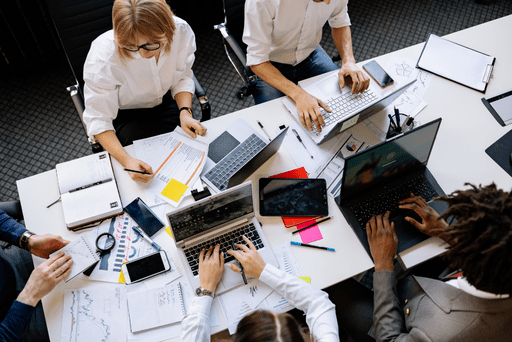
[
  {"xmin": 259, "ymin": 178, "xmax": 328, "ymax": 217},
  {"xmin": 482, "ymin": 88, "xmax": 512, "ymax": 126}
]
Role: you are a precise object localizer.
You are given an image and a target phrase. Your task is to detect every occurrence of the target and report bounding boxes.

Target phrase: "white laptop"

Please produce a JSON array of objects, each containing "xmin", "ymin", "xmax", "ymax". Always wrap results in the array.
[
  {"xmin": 167, "ymin": 181, "xmax": 279, "ymax": 294},
  {"xmin": 282, "ymin": 69, "xmax": 415, "ymax": 145},
  {"xmin": 201, "ymin": 119, "xmax": 288, "ymax": 193}
]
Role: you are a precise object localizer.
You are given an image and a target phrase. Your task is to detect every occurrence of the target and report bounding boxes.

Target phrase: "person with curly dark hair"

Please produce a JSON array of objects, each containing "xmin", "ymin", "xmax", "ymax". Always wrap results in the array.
[{"xmin": 328, "ymin": 183, "xmax": 512, "ymax": 342}]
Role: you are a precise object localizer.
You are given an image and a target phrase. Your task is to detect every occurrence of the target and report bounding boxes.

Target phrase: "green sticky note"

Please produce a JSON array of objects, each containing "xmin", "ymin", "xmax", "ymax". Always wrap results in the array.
[
  {"xmin": 161, "ymin": 178, "xmax": 188, "ymax": 202},
  {"xmin": 298, "ymin": 276, "xmax": 311, "ymax": 284}
]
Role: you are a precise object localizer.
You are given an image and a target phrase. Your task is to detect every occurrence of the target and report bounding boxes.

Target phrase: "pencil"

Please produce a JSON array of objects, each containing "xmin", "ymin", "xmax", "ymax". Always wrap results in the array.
[
  {"xmin": 292, "ymin": 216, "xmax": 332, "ymax": 235},
  {"xmin": 124, "ymin": 168, "xmax": 152, "ymax": 175}
]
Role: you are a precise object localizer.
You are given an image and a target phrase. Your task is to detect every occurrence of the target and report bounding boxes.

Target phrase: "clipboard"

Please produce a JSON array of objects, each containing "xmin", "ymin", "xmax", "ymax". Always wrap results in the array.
[{"xmin": 416, "ymin": 33, "xmax": 495, "ymax": 93}]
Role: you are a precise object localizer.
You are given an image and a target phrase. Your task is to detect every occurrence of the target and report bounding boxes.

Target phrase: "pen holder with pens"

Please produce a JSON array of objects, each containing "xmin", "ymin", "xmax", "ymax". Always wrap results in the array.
[{"xmin": 386, "ymin": 113, "xmax": 416, "ymax": 139}]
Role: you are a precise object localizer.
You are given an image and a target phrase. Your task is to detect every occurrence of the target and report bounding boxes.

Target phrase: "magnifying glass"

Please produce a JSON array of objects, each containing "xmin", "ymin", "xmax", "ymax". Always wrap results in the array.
[{"xmin": 83, "ymin": 232, "xmax": 116, "ymax": 276}]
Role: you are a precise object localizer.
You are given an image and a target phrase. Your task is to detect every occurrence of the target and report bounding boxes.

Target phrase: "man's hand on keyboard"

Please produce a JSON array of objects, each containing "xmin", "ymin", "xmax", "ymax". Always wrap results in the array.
[
  {"xmin": 338, "ymin": 61, "xmax": 370, "ymax": 94},
  {"xmin": 293, "ymin": 88, "xmax": 329, "ymax": 132},
  {"xmin": 227, "ymin": 236, "xmax": 266, "ymax": 278},
  {"xmin": 198, "ymin": 245, "xmax": 224, "ymax": 292},
  {"xmin": 366, "ymin": 211, "xmax": 398, "ymax": 272},
  {"xmin": 399, "ymin": 193, "xmax": 452, "ymax": 244}
]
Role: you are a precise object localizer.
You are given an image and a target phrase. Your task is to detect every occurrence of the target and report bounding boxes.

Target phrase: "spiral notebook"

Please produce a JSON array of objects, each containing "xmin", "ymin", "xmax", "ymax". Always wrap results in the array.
[
  {"xmin": 127, "ymin": 282, "xmax": 185, "ymax": 333},
  {"xmin": 49, "ymin": 235, "xmax": 100, "ymax": 282}
]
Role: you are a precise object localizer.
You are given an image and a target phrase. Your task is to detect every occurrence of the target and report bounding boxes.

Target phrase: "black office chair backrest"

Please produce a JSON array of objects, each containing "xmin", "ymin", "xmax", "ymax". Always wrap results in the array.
[
  {"xmin": 223, "ymin": 0, "xmax": 247, "ymax": 50},
  {"xmin": 45, "ymin": 0, "xmax": 113, "ymax": 98}
]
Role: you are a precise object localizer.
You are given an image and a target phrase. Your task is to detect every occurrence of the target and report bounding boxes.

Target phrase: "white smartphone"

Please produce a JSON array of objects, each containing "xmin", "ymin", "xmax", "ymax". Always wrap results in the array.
[{"xmin": 121, "ymin": 250, "xmax": 170, "ymax": 284}]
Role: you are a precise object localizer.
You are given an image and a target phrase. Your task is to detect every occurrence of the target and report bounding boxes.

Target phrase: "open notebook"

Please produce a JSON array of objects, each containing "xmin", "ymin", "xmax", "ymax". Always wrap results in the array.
[{"xmin": 55, "ymin": 152, "xmax": 122, "ymax": 230}]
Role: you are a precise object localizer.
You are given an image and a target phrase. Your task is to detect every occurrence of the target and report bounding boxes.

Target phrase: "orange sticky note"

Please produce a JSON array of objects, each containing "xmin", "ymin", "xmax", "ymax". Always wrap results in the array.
[
  {"xmin": 161, "ymin": 178, "xmax": 188, "ymax": 202},
  {"xmin": 298, "ymin": 276, "xmax": 311, "ymax": 283}
]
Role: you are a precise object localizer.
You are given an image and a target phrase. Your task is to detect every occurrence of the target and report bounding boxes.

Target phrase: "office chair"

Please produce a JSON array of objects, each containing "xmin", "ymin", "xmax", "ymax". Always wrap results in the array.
[
  {"xmin": 214, "ymin": 0, "xmax": 257, "ymax": 99},
  {"xmin": 45, "ymin": 0, "xmax": 211, "ymax": 153}
]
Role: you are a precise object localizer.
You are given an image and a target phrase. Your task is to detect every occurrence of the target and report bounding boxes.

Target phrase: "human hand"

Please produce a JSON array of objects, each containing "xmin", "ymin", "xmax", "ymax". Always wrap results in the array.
[
  {"xmin": 16, "ymin": 251, "xmax": 73, "ymax": 307},
  {"xmin": 366, "ymin": 211, "xmax": 398, "ymax": 271},
  {"xmin": 226, "ymin": 236, "xmax": 266, "ymax": 278},
  {"xmin": 399, "ymin": 193, "xmax": 451, "ymax": 242},
  {"xmin": 198, "ymin": 245, "xmax": 224, "ymax": 292},
  {"xmin": 180, "ymin": 112, "xmax": 207, "ymax": 138},
  {"xmin": 124, "ymin": 157, "xmax": 154, "ymax": 183},
  {"xmin": 293, "ymin": 88, "xmax": 329, "ymax": 132},
  {"xmin": 338, "ymin": 62, "xmax": 370, "ymax": 94},
  {"xmin": 28, "ymin": 234, "xmax": 70, "ymax": 259}
]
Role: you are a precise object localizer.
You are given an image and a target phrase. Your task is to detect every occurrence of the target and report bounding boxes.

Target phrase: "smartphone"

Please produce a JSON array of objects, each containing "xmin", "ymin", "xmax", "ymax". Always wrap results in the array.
[
  {"xmin": 121, "ymin": 250, "xmax": 170, "ymax": 284},
  {"xmin": 363, "ymin": 60, "xmax": 394, "ymax": 88},
  {"xmin": 259, "ymin": 178, "xmax": 328, "ymax": 217},
  {"xmin": 124, "ymin": 197, "xmax": 165, "ymax": 237}
]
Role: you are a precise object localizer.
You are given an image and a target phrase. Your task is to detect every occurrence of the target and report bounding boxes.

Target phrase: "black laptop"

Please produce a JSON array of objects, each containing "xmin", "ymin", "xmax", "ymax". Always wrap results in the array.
[{"xmin": 335, "ymin": 118, "xmax": 445, "ymax": 257}]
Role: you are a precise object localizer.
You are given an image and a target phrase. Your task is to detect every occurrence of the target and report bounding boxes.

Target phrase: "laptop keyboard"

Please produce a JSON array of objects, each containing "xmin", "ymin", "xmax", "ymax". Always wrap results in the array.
[
  {"xmin": 350, "ymin": 174, "xmax": 439, "ymax": 228},
  {"xmin": 312, "ymin": 89, "xmax": 378, "ymax": 134},
  {"xmin": 184, "ymin": 223, "xmax": 264, "ymax": 276},
  {"xmin": 204, "ymin": 134, "xmax": 266, "ymax": 191}
]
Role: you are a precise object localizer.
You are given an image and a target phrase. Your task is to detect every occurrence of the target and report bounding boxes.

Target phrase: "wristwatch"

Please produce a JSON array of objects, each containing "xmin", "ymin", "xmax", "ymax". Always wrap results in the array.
[
  {"xmin": 195, "ymin": 287, "xmax": 215, "ymax": 298},
  {"xmin": 179, "ymin": 106, "xmax": 193, "ymax": 116},
  {"xmin": 19, "ymin": 231, "xmax": 35, "ymax": 251}
]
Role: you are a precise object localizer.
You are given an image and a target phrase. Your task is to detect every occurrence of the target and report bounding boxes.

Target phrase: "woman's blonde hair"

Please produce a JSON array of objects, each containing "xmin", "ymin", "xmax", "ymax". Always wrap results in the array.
[{"xmin": 112, "ymin": 0, "xmax": 176, "ymax": 60}]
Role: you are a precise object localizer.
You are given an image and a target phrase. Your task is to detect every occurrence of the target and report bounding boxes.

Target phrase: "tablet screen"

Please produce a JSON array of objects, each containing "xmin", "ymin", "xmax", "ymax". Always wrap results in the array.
[{"xmin": 259, "ymin": 178, "xmax": 328, "ymax": 217}]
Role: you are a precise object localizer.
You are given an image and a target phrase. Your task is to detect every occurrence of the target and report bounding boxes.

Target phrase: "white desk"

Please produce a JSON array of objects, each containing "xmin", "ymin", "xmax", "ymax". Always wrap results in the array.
[{"xmin": 17, "ymin": 14, "xmax": 512, "ymax": 342}]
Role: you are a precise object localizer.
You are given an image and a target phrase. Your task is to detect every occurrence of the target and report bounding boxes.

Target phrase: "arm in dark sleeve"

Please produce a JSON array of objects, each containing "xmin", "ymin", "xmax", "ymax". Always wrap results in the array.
[
  {"xmin": 373, "ymin": 271, "xmax": 406, "ymax": 341},
  {"xmin": 0, "ymin": 210, "xmax": 26, "ymax": 247},
  {"xmin": 0, "ymin": 301, "xmax": 35, "ymax": 342}
]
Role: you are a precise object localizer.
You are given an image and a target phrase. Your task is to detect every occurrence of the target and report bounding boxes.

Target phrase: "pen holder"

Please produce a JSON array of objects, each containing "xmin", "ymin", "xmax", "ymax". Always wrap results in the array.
[{"xmin": 386, "ymin": 113, "xmax": 415, "ymax": 139}]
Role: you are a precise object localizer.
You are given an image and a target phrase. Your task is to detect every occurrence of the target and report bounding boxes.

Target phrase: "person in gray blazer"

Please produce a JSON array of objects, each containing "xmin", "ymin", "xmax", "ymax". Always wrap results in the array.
[{"xmin": 328, "ymin": 183, "xmax": 512, "ymax": 342}]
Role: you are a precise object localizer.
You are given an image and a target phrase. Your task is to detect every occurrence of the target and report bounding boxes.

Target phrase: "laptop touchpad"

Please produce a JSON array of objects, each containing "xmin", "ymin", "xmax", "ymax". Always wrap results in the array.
[
  {"xmin": 390, "ymin": 209, "xmax": 430, "ymax": 253},
  {"xmin": 208, "ymin": 131, "xmax": 240, "ymax": 163}
]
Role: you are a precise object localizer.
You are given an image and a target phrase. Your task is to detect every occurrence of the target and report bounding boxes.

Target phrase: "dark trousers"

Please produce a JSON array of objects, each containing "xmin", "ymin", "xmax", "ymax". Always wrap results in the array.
[{"xmin": 113, "ymin": 91, "xmax": 180, "ymax": 146}]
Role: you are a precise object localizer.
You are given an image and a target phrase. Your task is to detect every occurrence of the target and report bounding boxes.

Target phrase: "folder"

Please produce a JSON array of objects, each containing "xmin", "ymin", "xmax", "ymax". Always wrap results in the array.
[{"xmin": 416, "ymin": 33, "xmax": 495, "ymax": 93}]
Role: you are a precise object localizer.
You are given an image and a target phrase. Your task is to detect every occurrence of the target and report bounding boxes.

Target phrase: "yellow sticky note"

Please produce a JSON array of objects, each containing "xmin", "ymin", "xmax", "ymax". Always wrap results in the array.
[
  {"xmin": 118, "ymin": 261, "xmax": 127, "ymax": 284},
  {"xmin": 165, "ymin": 226, "xmax": 173, "ymax": 238},
  {"xmin": 161, "ymin": 178, "xmax": 188, "ymax": 202},
  {"xmin": 298, "ymin": 276, "xmax": 311, "ymax": 284}
]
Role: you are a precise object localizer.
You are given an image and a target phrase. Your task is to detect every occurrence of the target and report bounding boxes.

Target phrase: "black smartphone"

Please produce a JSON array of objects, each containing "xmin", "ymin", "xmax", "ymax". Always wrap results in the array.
[
  {"xmin": 363, "ymin": 60, "xmax": 394, "ymax": 88},
  {"xmin": 121, "ymin": 250, "xmax": 170, "ymax": 284},
  {"xmin": 259, "ymin": 178, "xmax": 328, "ymax": 217},
  {"xmin": 124, "ymin": 197, "xmax": 165, "ymax": 237}
]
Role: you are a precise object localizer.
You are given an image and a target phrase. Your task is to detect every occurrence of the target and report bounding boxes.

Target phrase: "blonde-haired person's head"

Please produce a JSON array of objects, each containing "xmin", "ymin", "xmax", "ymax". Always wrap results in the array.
[{"xmin": 112, "ymin": 0, "xmax": 176, "ymax": 60}]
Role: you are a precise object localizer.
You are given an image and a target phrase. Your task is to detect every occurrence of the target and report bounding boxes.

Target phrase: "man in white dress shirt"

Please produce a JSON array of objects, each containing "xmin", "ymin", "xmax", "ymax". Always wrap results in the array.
[{"xmin": 243, "ymin": 0, "xmax": 370, "ymax": 132}]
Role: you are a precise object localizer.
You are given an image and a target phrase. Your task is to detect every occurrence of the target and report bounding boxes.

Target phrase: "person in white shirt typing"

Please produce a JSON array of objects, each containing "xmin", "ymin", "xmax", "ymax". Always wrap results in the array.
[
  {"xmin": 181, "ymin": 236, "xmax": 340, "ymax": 342},
  {"xmin": 82, "ymin": 0, "xmax": 207, "ymax": 183},
  {"xmin": 243, "ymin": 0, "xmax": 370, "ymax": 133}
]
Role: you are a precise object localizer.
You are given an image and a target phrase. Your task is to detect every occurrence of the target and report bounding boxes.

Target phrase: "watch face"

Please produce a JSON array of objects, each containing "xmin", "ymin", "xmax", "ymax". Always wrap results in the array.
[{"xmin": 196, "ymin": 287, "xmax": 202, "ymax": 296}]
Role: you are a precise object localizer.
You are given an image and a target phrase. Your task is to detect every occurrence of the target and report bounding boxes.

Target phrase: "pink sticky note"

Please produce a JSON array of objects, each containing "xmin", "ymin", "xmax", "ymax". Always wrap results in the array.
[{"xmin": 299, "ymin": 225, "xmax": 323, "ymax": 243}]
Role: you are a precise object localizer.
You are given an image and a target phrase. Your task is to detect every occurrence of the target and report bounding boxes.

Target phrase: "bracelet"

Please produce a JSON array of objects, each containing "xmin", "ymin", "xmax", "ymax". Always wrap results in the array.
[
  {"xmin": 179, "ymin": 107, "xmax": 193, "ymax": 116},
  {"xmin": 20, "ymin": 231, "xmax": 35, "ymax": 251}
]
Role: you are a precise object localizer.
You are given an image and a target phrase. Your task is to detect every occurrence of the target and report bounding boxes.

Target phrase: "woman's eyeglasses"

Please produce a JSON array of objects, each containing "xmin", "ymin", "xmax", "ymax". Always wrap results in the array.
[{"xmin": 122, "ymin": 43, "xmax": 161, "ymax": 52}]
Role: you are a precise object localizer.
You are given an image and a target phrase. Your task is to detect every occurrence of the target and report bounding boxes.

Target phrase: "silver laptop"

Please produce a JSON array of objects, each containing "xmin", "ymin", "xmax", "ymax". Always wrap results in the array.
[
  {"xmin": 201, "ymin": 119, "xmax": 288, "ymax": 193},
  {"xmin": 167, "ymin": 181, "xmax": 279, "ymax": 294},
  {"xmin": 282, "ymin": 69, "xmax": 415, "ymax": 145}
]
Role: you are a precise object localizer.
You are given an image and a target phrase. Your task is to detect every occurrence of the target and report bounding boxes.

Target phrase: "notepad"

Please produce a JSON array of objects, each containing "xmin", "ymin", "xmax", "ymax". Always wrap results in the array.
[
  {"xmin": 127, "ymin": 282, "xmax": 185, "ymax": 333},
  {"xmin": 416, "ymin": 34, "xmax": 495, "ymax": 93},
  {"xmin": 50, "ymin": 235, "xmax": 99, "ymax": 282},
  {"xmin": 55, "ymin": 152, "xmax": 123, "ymax": 230}
]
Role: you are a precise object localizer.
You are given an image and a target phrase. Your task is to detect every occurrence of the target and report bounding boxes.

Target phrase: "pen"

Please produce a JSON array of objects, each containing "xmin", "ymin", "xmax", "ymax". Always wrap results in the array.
[
  {"xmin": 124, "ymin": 168, "xmax": 152, "ymax": 175},
  {"xmin": 387, "ymin": 114, "xmax": 397, "ymax": 130},
  {"xmin": 132, "ymin": 226, "xmax": 162, "ymax": 251},
  {"xmin": 394, "ymin": 106, "xmax": 401, "ymax": 128},
  {"xmin": 292, "ymin": 216, "xmax": 332, "ymax": 235},
  {"xmin": 292, "ymin": 129, "xmax": 314, "ymax": 159},
  {"xmin": 400, "ymin": 115, "xmax": 411, "ymax": 131},
  {"xmin": 290, "ymin": 241, "xmax": 335, "ymax": 252},
  {"xmin": 257, "ymin": 120, "xmax": 272, "ymax": 142},
  {"xmin": 231, "ymin": 241, "xmax": 248, "ymax": 284},
  {"xmin": 68, "ymin": 178, "xmax": 112, "ymax": 193}
]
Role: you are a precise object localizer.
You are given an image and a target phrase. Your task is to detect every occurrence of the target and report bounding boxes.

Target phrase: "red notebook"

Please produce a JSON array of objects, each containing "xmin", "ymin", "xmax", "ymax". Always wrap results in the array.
[{"xmin": 269, "ymin": 167, "xmax": 320, "ymax": 228}]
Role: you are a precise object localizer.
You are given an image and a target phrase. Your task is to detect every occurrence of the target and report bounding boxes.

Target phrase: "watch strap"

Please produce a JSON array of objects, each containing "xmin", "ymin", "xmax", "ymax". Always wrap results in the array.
[
  {"xmin": 196, "ymin": 287, "xmax": 215, "ymax": 298},
  {"xmin": 179, "ymin": 107, "xmax": 193, "ymax": 115},
  {"xmin": 20, "ymin": 231, "xmax": 35, "ymax": 251}
]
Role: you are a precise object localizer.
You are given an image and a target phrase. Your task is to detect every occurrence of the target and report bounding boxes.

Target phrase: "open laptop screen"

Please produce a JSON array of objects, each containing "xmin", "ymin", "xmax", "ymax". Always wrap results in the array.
[
  {"xmin": 341, "ymin": 118, "xmax": 442, "ymax": 199},
  {"xmin": 168, "ymin": 184, "xmax": 253, "ymax": 243}
]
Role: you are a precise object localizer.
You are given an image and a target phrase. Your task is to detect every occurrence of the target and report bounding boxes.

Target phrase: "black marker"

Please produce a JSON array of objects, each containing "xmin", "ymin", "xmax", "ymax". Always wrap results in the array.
[{"xmin": 231, "ymin": 241, "xmax": 248, "ymax": 284}]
